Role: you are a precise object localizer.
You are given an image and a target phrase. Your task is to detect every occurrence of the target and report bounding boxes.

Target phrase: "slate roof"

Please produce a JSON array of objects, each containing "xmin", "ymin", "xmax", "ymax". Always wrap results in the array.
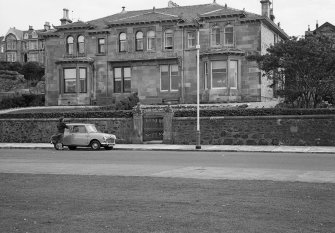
[
  {"xmin": 53, "ymin": 21, "xmax": 94, "ymax": 30},
  {"xmin": 50, "ymin": 2, "xmax": 288, "ymax": 38},
  {"xmin": 314, "ymin": 22, "xmax": 335, "ymax": 32}
]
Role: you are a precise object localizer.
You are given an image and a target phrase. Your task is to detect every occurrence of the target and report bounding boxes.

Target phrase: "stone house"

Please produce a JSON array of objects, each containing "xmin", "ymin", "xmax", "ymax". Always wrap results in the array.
[
  {"xmin": 1, "ymin": 23, "xmax": 51, "ymax": 64},
  {"xmin": 305, "ymin": 21, "xmax": 335, "ymax": 38},
  {"xmin": 43, "ymin": 0, "xmax": 288, "ymax": 106}
]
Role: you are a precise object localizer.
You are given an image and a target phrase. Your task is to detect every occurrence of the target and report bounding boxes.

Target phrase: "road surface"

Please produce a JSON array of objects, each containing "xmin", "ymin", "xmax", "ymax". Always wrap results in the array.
[{"xmin": 0, "ymin": 149, "xmax": 334, "ymax": 183}]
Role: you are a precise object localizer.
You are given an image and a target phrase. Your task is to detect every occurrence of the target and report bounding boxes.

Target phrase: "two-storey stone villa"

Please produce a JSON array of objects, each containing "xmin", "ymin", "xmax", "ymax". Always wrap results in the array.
[
  {"xmin": 1, "ymin": 24, "xmax": 51, "ymax": 64},
  {"xmin": 42, "ymin": 0, "xmax": 288, "ymax": 106}
]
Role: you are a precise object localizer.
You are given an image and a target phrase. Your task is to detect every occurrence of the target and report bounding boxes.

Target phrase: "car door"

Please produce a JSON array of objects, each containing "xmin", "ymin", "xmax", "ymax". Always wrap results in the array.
[{"xmin": 70, "ymin": 125, "xmax": 89, "ymax": 146}]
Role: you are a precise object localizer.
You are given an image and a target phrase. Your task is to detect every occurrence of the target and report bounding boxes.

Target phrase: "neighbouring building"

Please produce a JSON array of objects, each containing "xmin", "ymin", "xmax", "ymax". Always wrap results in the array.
[
  {"xmin": 43, "ymin": 0, "xmax": 288, "ymax": 106},
  {"xmin": 305, "ymin": 21, "xmax": 335, "ymax": 38},
  {"xmin": 1, "ymin": 23, "xmax": 51, "ymax": 64},
  {"xmin": 0, "ymin": 36, "xmax": 5, "ymax": 61}
]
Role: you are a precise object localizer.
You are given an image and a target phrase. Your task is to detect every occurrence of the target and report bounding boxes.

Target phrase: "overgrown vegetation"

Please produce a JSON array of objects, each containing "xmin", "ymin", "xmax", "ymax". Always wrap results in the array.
[
  {"xmin": 0, "ymin": 61, "xmax": 45, "ymax": 87},
  {"xmin": 248, "ymin": 35, "xmax": 335, "ymax": 108},
  {"xmin": 0, "ymin": 110, "xmax": 133, "ymax": 119},
  {"xmin": 0, "ymin": 94, "xmax": 45, "ymax": 110}
]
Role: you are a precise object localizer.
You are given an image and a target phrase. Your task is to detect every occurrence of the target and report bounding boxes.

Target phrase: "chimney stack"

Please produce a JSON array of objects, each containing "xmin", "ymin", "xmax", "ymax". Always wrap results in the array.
[
  {"xmin": 29, "ymin": 25, "xmax": 33, "ymax": 30},
  {"xmin": 60, "ymin": 8, "xmax": 72, "ymax": 25},
  {"xmin": 44, "ymin": 22, "xmax": 51, "ymax": 31},
  {"xmin": 260, "ymin": 0, "xmax": 271, "ymax": 18},
  {"xmin": 316, "ymin": 20, "xmax": 319, "ymax": 29}
]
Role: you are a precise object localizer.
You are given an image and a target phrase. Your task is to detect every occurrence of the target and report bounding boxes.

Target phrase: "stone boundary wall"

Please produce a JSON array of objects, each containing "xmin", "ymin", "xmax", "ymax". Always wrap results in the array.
[
  {"xmin": 0, "ymin": 118, "xmax": 134, "ymax": 144},
  {"xmin": 172, "ymin": 115, "xmax": 335, "ymax": 146}
]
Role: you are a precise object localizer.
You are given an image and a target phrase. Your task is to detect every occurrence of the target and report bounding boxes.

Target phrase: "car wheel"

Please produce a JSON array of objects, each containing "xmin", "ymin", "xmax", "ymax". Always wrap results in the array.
[
  {"xmin": 68, "ymin": 146, "xmax": 77, "ymax": 150},
  {"xmin": 54, "ymin": 142, "xmax": 63, "ymax": 150},
  {"xmin": 104, "ymin": 146, "xmax": 113, "ymax": 150},
  {"xmin": 90, "ymin": 140, "xmax": 101, "ymax": 150}
]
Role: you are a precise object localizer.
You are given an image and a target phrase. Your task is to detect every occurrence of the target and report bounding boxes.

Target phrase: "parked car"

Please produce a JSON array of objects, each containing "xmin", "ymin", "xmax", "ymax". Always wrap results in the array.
[{"xmin": 53, "ymin": 123, "xmax": 116, "ymax": 150}]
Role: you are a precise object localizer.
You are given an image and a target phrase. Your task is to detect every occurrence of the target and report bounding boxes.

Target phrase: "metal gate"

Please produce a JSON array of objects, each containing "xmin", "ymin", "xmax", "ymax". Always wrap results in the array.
[{"xmin": 143, "ymin": 116, "xmax": 163, "ymax": 141}]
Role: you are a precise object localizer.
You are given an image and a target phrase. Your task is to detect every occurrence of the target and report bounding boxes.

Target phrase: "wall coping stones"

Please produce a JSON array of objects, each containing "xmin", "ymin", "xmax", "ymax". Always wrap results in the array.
[{"xmin": 174, "ymin": 115, "xmax": 335, "ymax": 121}]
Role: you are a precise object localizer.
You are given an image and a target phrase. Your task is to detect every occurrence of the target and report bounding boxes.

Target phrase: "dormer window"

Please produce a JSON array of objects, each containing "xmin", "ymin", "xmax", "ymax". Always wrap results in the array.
[
  {"xmin": 135, "ymin": 31, "xmax": 143, "ymax": 51},
  {"xmin": 78, "ymin": 35, "xmax": 85, "ymax": 54},
  {"xmin": 211, "ymin": 26, "xmax": 220, "ymax": 46},
  {"xmin": 119, "ymin": 32, "xmax": 127, "ymax": 52},
  {"xmin": 164, "ymin": 29, "xmax": 173, "ymax": 50},
  {"xmin": 224, "ymin": 25, "xmax": 234, "ymax": 46},
  {"xmin": 66, "ymin": 36, "xmax": 74, "ymax": 55}
]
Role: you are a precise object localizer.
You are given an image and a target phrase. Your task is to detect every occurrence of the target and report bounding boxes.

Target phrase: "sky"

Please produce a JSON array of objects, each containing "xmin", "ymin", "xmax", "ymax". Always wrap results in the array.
[{"xmin": 1, "ymin": 0, "xmax": 335, "ymax": 38}]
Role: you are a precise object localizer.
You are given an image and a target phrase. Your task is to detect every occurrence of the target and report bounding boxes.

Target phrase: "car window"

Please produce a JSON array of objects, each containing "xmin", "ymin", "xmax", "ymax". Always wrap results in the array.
[
  {"xmin": 86, "ymin": 125, "xmax": 98, "ymax": 133},
  {"xmin": 72, "ymin": 125, "xmax": 86, "ymax": 133}
]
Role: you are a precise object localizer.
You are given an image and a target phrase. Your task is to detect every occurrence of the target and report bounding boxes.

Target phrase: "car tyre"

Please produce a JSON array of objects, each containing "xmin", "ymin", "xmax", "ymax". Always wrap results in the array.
[
  {"xmin": 54, "ymin": 142, "xmax": 63, "ymax": 150},
  {"xmin": 68, "ymin": 146, "xmax": 77, "ymax": 150},
  {"xmin": 90, "ymin": 140, "xmax": 101, "ymax": 150},
  {"xmin": 104, "ymin": 146, "xmax": 113, "ymax": 150}
]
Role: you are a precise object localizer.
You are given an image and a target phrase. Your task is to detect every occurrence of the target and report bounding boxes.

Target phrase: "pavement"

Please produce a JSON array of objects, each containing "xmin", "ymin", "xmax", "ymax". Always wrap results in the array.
[{"xmin": 0, "ymin": 143, "xmax": 334, "ymax": 154}]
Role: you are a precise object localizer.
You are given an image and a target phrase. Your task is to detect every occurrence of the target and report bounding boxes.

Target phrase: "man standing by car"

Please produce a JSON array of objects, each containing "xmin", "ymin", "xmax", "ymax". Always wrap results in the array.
[{"xmin": 52, "ymin": 116, "xmax": 69, "ymax": 150}]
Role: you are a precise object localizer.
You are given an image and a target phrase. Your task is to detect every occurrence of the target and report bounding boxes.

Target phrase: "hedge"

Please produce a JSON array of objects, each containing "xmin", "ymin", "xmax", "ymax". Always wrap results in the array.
[
  {"xmin": 173, "ymin": 108, "xmax": 335, "ymax": 117},
  {"xmin": 0, "ymin": 110, "xmax": 133, "ymax": 119}
]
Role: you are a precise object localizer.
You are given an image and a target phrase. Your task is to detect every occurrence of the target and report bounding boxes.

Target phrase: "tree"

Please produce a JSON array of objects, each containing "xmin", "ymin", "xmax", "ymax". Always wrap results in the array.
[
  {"xmin": 21, "ymin": 62, "xmax": 45, "ymax": 86},
  {"xmin": 249, "ymin": 35, "xmax": 335, "ymax": 108}
]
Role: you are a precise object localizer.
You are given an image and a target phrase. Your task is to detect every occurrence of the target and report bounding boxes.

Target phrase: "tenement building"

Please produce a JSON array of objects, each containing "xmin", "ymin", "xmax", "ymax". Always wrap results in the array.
[
  {"xmin": 43, "ymin": 0, "xmax": 288, "ymax": 106},
  {"xmin": 1, "ymin": 23, "xmax": 51, "ymax": 64}
]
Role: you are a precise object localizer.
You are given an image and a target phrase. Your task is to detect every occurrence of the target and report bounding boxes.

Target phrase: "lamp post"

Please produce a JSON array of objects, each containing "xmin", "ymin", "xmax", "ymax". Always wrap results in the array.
[{"xmin": 195, "ymin": 29, "xmax": 201, "ymax": 150}]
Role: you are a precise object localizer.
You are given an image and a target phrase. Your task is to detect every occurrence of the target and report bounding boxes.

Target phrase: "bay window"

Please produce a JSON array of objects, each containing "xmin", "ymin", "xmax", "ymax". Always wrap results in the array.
[
  {"xmin": 211, "ymin": 60, "xmax": 238, "ymax": 89},
  {"xmin": 79, "ymin": 68, "xmax": 87, "ymax": 93},
  {"xmin": 64, "ymin": 68, "xmax": 76, "ymax": 93},
  {"xmin": 63, "ymin": 67, "xmax": 87, "ymax": 93}
]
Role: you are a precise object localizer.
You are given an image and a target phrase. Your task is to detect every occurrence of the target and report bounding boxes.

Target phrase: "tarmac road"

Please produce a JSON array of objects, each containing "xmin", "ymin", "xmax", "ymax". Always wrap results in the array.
[{"xmin": 0, "ymin": 149, "xmax": 334, "ymax": 183}]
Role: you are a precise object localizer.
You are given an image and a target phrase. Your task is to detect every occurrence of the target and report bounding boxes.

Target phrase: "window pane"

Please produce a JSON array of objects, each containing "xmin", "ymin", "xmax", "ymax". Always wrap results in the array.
[
  {"xmin": 123, "ymin": 67, "xmax": 131, "ymax": 93},
  {"xmin": 114, "ymin": 80, "xmax": 122, "ymax": 93},
  {"xmin": 211, "ymin": 27, "xmax": 220, "ymax": 46},
  {"xmin": 228, "ymin": 60, "xmax": 238, "ymax": 88},
  {"xmin": 212, "ymin": 61, "xmax": 227, "ymax": 88},
  {"xmin": 98, "ymin": 38, "xmax": 105, "ymax": 53},
  {"xmin": 124, "ymin": 79, "xmax": 131, "ymax": 93},
  {"xmin": 161, "ymin": 65, "xmax": 169, "ymax": 91},
  {"xmin": 225, "ymin": 27, "xmax": 234, "ymax": 45},
  {"xmin": 119, "ymin": 33, "xmax": 127, "ymax": 52},
  {"xmin": 64, "ymin": 68, "xmax": 76, "ymax": 93},
  {"xmin": 188, "ymin": 32, "xmax": 195, "ymax": 48},
  {"xmin": 147, "ymin": 31, "xmax": 155, "ymax": 50},
  {"xmin": 171, "ymin": 65, "xmax": 179, "ymax": 91},
  {"xmin": 114, "ymin": 68, "xmax": 122, "ymax": 78},
  {"xmin": 165, "ymin": 30, "xmax": 173, "ymax": 49},
  {"xmin": 124, "ymin": 67, "xmax": 131, "ymax": 77},
  {"xmin": 79, "ymin": 68, "xmax": 87, "ymax": 93}
]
